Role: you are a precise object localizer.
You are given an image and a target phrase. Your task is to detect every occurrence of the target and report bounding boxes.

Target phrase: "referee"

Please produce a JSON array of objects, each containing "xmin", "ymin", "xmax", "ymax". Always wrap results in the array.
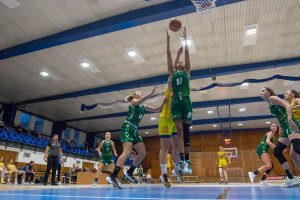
[{"xmin": 43, "ymin": 134, "xmax": 64, "ymax": 185}]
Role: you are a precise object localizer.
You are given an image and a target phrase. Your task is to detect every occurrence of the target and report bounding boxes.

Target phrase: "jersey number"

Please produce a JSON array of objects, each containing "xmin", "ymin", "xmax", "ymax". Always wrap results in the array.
[{"xmin": 176, "ymin": 77, "xmax": 182, "ymax": 85}]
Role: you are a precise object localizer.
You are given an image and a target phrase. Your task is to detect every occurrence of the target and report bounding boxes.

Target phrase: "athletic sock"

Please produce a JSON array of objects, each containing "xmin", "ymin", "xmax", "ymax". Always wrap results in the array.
[
  {"xmin": 94, "ymin": 178, "xmax": 98, "ymax": 183},
  {"xmin": 261, "ymin": 175, "xmax": 267, "ymax": 181},
  {"xmin": 111, "ymin": 166, "xmax": 121, "ymax": 178},
  {"xmin": 160, "ymin": 164, "xmax": 167, "ymax": 175},
  {"xmin": 185, "ymin": 153, "xmax": 190, "ymax": 161},
  {"xmin": 180, "ymin": 153, "xmax": 185, "ymax": 161},
  {"xmin": 126, "ymin": 165, "xmax": 136, "ymax": 175},
  {"xmin": 253, "ymin": 170, "xmax": 259, "ymax": 175},
  {"xmin": 285, "ymin": 169, "xmax": 294, "ymax": 179}
]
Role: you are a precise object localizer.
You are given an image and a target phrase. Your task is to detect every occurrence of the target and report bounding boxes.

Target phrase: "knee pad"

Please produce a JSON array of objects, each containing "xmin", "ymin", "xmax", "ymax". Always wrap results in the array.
[
  {"xmin": 291, "ymin": 139, "xmax": 300, "ymax": 154},
  {"xmin": 183, "ymin": 123, "xmax": 190, "ymax": 147},
  {"xmin": 273, "ymin": 142, "xmax": 287, "ymax": 164},
  {"xmin": 265, "ymin": 163, "xmax": 274, "ymax": 174}
]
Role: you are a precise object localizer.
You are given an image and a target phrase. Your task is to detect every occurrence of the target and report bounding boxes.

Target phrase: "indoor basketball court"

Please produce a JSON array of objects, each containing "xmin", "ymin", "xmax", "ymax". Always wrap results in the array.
[{"xmin": 0, "ymin": 0, "xmax": 300, "ymax": 199}]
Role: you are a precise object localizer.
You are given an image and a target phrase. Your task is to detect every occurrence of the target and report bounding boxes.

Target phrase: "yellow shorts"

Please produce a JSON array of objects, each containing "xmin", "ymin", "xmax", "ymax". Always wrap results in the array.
[
  {"xmin": 158, "ymin": 117, "xmax": 177, "ymax": 138},
  {"xmin": 218, "ymin": 159, "xmax": 228, "ymax": 168}
]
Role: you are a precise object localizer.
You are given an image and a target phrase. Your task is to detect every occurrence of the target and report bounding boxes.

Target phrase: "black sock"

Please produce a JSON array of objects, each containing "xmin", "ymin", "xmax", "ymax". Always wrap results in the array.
[
  {"xmin": 285, "ymin": 169, "xmax": 294, "ymax": 179},
  {"xmin": 261, "ymin": 175, "xmax": 267, "ymax": 181},
  {"xmin": 253, "ymin": 170, "xmax": 259, "ymax": 175},
  {"xmin": 126, "ymin": 165, "xmax": 136, "ymax": 175},
  {"xmin": 94, "ymin": 178, "xmax": 98, "ymax": 182},
  {"xmin": 180, "ymin": 153, "xmax": 185, "ymax": 161},
  {"xmin": 111, "ymin": 166, "xmax": 121, "ymax": 178},
  {"xmin": 185, "ymin": 153, "xmax": 189, "ymax": 161}
]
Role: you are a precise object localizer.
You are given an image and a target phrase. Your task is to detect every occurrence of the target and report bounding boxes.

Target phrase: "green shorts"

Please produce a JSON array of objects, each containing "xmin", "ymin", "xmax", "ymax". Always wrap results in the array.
[
  {"xmin": 171, "ymin": 97, "xmax": 192, "ymax": 122},
  {"xmin": 279, "ymin": 125, "xmax": 293, "ymax": 138},
  {"xmin": 256, "ymin": 143, "xmax": 269, "ymax": 159},
  {"xmin": 120, "ymin": 122, "xmax": 143, "ymax": 144},
  {"xmin": 100, "ymin": 155, "xmax": 115, "ymax": 165}
]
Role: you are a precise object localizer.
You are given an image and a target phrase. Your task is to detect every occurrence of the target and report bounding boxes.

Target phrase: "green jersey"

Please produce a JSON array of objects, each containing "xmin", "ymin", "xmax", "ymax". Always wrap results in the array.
[
  {"xmin": 259, "ymin": 133, "xmax": 274, "ymax": 151},
  {"xmin": 125, "ymin": 105, "xmax": 146, "ymax": 127},
  {"xmin": 102, "ymin": 140, "xmax": 113, "ymax": 156},
  {"xmin": 171, "ymin": 70, "xmax": 190, "ymax": 98},
  {"xmin": 269, "ymin": 104, "xmax": 289, "ymax": 128}
]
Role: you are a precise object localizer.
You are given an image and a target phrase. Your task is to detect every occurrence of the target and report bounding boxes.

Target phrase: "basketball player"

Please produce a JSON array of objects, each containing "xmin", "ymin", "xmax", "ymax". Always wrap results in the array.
[
  {"xmin": 106, "ymin": 87, "xmax": 165, "ymax": 189},
  {"xmin": 260, "ymin": 87, "xmax": 300, "ymax": 187},
  {"xmin": 284, "ymin": 90, "xmax": 300, "ymax": 170},
  {"xmin": 217, "ymin": 146, "xmax": 230, "ymax": 184},
  {"xmin": 248, "ymin": 123, "xmax": 277, "ymax": 186},
  {"xmin": 158, "ymin": 77, "xmax": 184, "ymax": 186},
  {"xmin": 93, "ymin": 132, "xmax": 117, "ymax": 186},
  {"xmin": 167, "ymin": 27, "xmax": 193, "ymax": 174}
]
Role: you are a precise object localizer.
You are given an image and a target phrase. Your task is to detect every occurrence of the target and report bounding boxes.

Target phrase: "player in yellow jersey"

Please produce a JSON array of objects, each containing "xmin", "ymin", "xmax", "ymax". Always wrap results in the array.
[
  {"xmin": 0, "ymin": 156, "xmax": 9, "ymax": 184},
  {"xmin": 158, "ymin": 76, "xmax": 184, "ymax": 187},
  {"xmin": 217, "ymin": 146, "xmax": 230, "ymax": 184},
  {"xmin": 284, "ymin": 89, "xmax": 300, "ymax": 171},
  {"xmin": 6, "ymin": 158, "xmax": 26, "ymax": 184}
]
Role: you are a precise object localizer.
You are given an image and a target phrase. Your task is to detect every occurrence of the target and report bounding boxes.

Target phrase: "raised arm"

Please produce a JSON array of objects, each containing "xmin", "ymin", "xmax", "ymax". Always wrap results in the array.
[
  {"xmin": 266, "ymin": 132, "xmax": 276, "ymax": 150},
  {"xmin": 183, "ymin": 27, "xmax": 191, "ymax": 74},
  {"xmin": 173, "ymin": 47, "xmax": 183, "ymax": 69},
  {"xmin": 166, "ymin": 30, "xmax": 174, "ymax": 75},
  {"xmin": 144, "ymin": 98, "xmax": 166, "ymax": 113},
  {"xmin": 130, "ymin": 87, "xmax": 157, "ymax": 106}
]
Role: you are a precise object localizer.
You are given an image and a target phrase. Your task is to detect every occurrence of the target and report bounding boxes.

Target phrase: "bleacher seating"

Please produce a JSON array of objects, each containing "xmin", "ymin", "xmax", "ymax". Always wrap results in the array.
[{"xmin": 0, "ymin": 128, "xmax": 97, "ymax": 157}]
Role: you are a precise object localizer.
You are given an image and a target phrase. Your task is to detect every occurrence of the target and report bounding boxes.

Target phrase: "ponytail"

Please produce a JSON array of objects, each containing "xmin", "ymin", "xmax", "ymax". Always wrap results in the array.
[
  {"xmin": 290, "ymin": 90, "xmax": 299, "ymax": 98},
  {"xmin": 125, "ymin": 95, "xmax": 134, "ymax": 103}
]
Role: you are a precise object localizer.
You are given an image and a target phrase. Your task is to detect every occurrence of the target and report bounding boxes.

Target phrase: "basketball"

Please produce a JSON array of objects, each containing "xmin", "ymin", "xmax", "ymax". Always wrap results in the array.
[{"xmin": 169, "ymin": 18, "xmax": 182, "ymax": 32}]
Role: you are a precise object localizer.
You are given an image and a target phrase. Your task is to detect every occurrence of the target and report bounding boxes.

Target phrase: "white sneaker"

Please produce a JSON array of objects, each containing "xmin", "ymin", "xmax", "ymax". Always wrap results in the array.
[
  {"xmin": 58, "ymin": 182, "xmax": 62, "ymax": 185},
  {"xmin": 259, "ymin": 180, "xmax": 269, "ymax": 186},
  {"xmin": 280, "ymin": 178, "xmax": 300, "ymax": 188},
  {"xmin": 14, "ymin": 182, "xmax": 18, "ymax": 185},
  {"xmin": 92, "ymin": 182, "xmax": 97, "ymax": 186},
  {"xmin": 248, "ymin": 172, "xmax": 256, "ymax": 183},
  {"xmin": 22, "ymin": 181, "xmax": 27, "ymax": 185},
  {"xmin": 181, "ymin": 161, "xmax": 189, "ymax": 174},
  {"xmin": 30, "ymin": 182, "xmax": 35, "ymax": 185}
]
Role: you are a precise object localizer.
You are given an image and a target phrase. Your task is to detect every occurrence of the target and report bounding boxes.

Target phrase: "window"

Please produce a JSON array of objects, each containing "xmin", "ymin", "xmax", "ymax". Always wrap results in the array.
[
  {"xmin": 64, "ymin": 127, "xmax": 71, "ymax": 139},
  {"xmin": 34, "ymin": 117, "xmax": 44, "ymax": 132},
  {"xmin": 74, "ymin": 130, "xmax": 80, "ymax": 143},
  {"xmin": 20, "ymin": 113, "xmax": 30, "ymax": 129}
]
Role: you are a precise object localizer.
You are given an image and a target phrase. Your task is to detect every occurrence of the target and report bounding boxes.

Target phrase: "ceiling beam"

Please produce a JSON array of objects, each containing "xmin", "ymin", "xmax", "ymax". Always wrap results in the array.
[
  {"xmin": 17, "ymin": 57, "xmax": 300, "ymax": 105},
  {"xmin": 98, "ymin": 115, "xmax": 274, "ymax": 134},
  {"xmin": 64, "ymin": 95, "xmax": 283, "ymax": 122}
]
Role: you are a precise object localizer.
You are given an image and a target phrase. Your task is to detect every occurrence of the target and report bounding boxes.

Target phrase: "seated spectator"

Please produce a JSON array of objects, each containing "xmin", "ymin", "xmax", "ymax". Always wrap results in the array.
[
  {"xmin": 0, "ymin": 156, "xmax": 10, "ymax": 184},
  {"xmin": 70, "ymin": 163, "xmax": 80, "ymax": 174},
  {"xmin": 6, "ymin": 158, "xmax": 26, "ymax": 184},
  {"xmin": 31, "ymin": 129, "xmax": 39, "ymax": 138},
  {"xmin": 20, "ymin": 161, "xmax": 35, "ymax": 184},
  {"xmin": 85, "ymin": 167, "xmax": 90, "ymax": 172},
  {"xmin": 0, "ymin": 117, "xmax": 4, "ymax": 128},
  {"xmin": 15, "ymin": 124, "xmax": 23, "ymax": 133}
]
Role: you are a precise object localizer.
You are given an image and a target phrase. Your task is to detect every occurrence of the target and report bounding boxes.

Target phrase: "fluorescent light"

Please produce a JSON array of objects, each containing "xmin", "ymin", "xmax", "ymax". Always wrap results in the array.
[
  {"xmin": 238, "ymin": 123, "xmax": 243, "ymax": 126},
  {"xmin": 127, "ymin": 51, "xmax": 137, "ymax": 57},
  {"xmin": 80, "ymin": 62, "xmax": 90, "ymax": 68},
  {"xmin": 212, "ymin": 124, "xmax": 217, "ymax": 127},
  {"xmin": 190, "ymin": 126, "xmax": 193, "ymax": 129},
  {"xmin": 40, "ymin": 71, "xmax": 49, "ymax": 77},
  {"xmin": 241, "ymin": 82, "xmax": 249, "ymax": 86},
  {"xmin": 182, "ymin": 39, "xmax": 192, "ymax": 46},
  {"xmin": 150, "ymin": 117, "xmax": 156, "ymax": 120},
  {"xmin": 0, "ymin": 0, "xmax": 21, "ymax": 9},
  {"xmin": 239, "ymin": 108, "xmax": 246, "ymax": 112},
  {"xmin": 246, "ymin": 28, "xmax": 257, "ymax": 35},
  {"xmin": 265, "ymin": 121, "xmax": 271, "ymax": 124},
  {"xmin": 207, "ymin": 110, "xmax": 213, "ymax": 114},
  {"xmin": 145, "ymin": 132, "xmax": 149, "ymax": 134}
]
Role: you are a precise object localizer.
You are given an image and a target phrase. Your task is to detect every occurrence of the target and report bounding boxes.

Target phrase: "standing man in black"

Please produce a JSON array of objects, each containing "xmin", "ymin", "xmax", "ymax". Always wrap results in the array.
[{"xmin": 43, "ymin": 134, "xmax": 63, "ymax": 185}]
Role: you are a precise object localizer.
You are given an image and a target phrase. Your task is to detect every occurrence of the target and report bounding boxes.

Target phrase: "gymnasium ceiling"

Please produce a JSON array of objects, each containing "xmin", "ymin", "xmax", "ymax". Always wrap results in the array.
[{"xmin": 0, "ymin": 0, "xmax": 300, "ymax": 139}]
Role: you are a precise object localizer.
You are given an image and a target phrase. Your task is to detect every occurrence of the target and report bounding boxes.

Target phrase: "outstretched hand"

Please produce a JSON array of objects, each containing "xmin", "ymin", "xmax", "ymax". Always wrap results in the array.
[
  {"xmin": 178, "ymin": 46, "xmax": 183, "ymax": 55},
  {"xmin": 151, "ymin": 86, "xmax": 158, "ymax": 95}
]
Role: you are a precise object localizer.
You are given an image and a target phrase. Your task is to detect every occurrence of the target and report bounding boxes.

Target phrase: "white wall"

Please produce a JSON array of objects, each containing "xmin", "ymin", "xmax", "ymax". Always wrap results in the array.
[
  {"xmin": 78, "ymin": 131, "xmax": 87, "ymax": 144},
  {"xmin": 14, "ymin": 110, "xmax": 22, "ymax": 125},
  {"xmin": 43, "ymin": 120, "xmax": 52, "ymax": 135},
  {"xmin": 0, "ymin": 145, "xmax": 96, "ymax": 168}
]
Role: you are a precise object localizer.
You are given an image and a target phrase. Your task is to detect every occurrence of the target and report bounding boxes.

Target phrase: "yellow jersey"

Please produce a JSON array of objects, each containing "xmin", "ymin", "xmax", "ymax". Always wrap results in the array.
[
  {"xmin": 0, "ymin": 162, "xmax": 4, "ymax": 169},
  {"xmin": 160, "ymin": 88, "xmax": 172, "ymax": 119},
  {"xmin": 291, "ymin": 99, "xmax": 300, "ymax": 120},
  {"xmin": 218, "ymin": 151, "xmax": 227, "ymax": 161},
  {"xmin": 7, "ymin": 164, "xmax": 16, "ymax": 171}
]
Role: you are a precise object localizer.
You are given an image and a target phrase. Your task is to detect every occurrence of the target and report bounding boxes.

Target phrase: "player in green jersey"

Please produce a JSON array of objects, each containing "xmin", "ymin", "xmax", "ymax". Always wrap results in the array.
[
  {"xmin": 248, "ymin": 124, "xmax": 277, "ymax": 186},
  {"xmin": 107, "ymin": 87, "xmax": 165, "ymax": 189},
  {"xmin": 166, "ymin": 27, "xmax": 192, "ymax": 174},
  {"xmin": 93, "ymin": 132, "xmax": 117, "ymax": 186},
  {"xmin": 260, "ymin": 87, "xmax": 300, "ymax": 187}
]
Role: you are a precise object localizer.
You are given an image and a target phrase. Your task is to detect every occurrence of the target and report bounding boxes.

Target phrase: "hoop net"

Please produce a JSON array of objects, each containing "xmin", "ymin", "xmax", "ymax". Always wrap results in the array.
[{"xmin": 190, "ymin": 0, "xmax": 216, "ymax": 13}]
